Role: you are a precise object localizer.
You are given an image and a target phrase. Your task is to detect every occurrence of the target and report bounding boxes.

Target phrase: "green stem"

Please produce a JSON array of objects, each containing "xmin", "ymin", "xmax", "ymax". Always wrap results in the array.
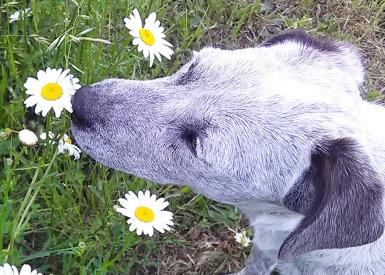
[{"xmin": 5, "ymin": 150, "xmax": 58, "ymax": 262}]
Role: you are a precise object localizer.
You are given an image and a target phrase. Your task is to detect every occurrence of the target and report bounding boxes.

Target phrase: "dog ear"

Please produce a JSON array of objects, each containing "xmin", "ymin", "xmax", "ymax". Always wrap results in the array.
[
  {"xmin": 261, "ymin": 30, "xmax": 364, "ymax": 95},
  {"xmin": 279, "ymin": 138, "xmax": 384, "ymax": 260}
]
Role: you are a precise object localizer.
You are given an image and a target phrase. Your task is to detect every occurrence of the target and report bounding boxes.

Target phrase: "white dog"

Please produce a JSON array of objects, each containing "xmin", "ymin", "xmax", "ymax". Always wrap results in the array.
[{"xmin": 71, "ymin": 30, "xmax": 385, "ymax": 274}]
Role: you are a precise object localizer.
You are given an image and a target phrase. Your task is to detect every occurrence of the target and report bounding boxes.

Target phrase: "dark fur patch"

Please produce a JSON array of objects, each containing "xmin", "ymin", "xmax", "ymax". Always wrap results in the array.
[
  {"xmin": 280, "ymin": 138, "xmax": 384, "ymax": 259},
  {"xmin": 176, "ymin": 61, "xmax": 199, "ymax": 85},
  {"xmin": 283, "ymin": 166, "xmax": 316, "ymax": 215},
  {"xmin": 262, "ymin": 29, "xmax": 339, "ymax": 52}
]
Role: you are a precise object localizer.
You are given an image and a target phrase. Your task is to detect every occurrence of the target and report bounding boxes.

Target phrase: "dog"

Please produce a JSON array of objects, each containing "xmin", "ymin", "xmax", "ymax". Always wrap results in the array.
[{"xmin": 71, "ymin": 30, "xmax": 385, "ymax": 274}]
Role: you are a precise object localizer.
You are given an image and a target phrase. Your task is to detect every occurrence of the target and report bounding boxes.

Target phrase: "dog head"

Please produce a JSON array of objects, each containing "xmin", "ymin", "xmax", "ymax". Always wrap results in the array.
[
  {"xmin": 71, "ymin": 30, "xmax": 367, "ymax": 203},
  {"xmin": 71, "ymin": 31, "xmax": 383, "ymax": 254}
]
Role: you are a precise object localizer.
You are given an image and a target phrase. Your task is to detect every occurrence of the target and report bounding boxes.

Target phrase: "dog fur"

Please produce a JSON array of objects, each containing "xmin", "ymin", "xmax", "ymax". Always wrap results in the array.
[{"xmin": 71, "ymin": 30, "xmax": 385, "ymax": 274}]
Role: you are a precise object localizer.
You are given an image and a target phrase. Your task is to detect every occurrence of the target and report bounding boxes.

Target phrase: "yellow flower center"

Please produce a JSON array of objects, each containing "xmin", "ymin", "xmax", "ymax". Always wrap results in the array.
[
  {"xmin": 139, "ymin": 28, "xmax": 155, "ymax": 46},
  {"xmin": 135, "ymin": 206, "xmax": 155, "ymax": 222},
  {"xmin": 5, "ymin": 128, "xmax": 11, "ymax": 135},
  {"xmin": 240, "ymin": 238, "xmax": 248, "ymax": 247},
  {"xmin": 41, "ymin": 83, "xmax": 63, "ymax": 101},
  {"xmin": 65, "ymin": 137, "xmax": 72, "ymax": 144}
]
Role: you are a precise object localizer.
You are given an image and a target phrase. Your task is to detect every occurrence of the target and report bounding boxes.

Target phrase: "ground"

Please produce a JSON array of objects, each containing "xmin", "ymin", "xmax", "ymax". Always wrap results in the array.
[{"xmin": 1, "ymin": 0, "xmax": 384, "ymax": 274}]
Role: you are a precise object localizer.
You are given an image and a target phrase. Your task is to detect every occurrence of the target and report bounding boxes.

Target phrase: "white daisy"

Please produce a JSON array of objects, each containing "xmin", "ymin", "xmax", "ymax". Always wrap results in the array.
[
  {"xmin": 115, "ymin": 190, "xmax": 174, "ymax": 237},
  {"xmin": 124, "ymin": 9, "xmax": 174, "ymax": 67},
  {"xmin": 6, "ymin": 158, "xmax": 13, "ymax": 166},
  {"xmin": 235, "ymin": 230, "xmax": 251, "ymax": 248},
  {"xmin": 24, "ymin": 68, "xmax": 81, "ymax": 118},
  {"xmin": 0, "ymin": 263, "xmax": 42, "ymax": 275},
  {"xmin": 9, "ymin": 8, "xmax": 32, "ymax": 23},
  {"xmin": 39, "ymin": 131, "xmax": 55, "ymax": 144},
  {"xmin": 58, "ymin": 134, "xmax": 81, "ymax": 160},
  {"xmin": 18, "ymin": 129, "xmax": 38, "ymax": 146}
]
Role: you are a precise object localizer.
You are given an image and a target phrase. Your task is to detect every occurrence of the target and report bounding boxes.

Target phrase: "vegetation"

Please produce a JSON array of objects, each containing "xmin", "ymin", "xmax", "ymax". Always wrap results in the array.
[{"xmin": 1, "ymin": 0, "xmax": 384, "ymax": 273}]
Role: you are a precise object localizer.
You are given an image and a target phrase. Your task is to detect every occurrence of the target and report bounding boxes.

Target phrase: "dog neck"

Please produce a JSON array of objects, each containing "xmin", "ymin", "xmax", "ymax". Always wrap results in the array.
[{"xmin": 237, "ymin": 198, "xmax": 303, "ymax": 260}]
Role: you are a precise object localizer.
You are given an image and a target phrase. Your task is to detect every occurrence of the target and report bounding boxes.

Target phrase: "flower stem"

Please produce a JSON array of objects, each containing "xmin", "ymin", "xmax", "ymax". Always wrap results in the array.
[{"xmin": 5, "ymin": 150, "xmax": 58, "ymax": 262}]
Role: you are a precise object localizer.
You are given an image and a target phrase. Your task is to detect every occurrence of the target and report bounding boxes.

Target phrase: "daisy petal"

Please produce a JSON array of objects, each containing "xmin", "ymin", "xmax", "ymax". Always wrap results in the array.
[
  {"xmin": 52, "ymin": 102, "xmax": 64, "ymax": 118},
  {"xmin": 136, "ymin": 226, "xmax": 143, "ymax": 236},
  {"xmin": 24, "ymin": 95, "xmax": 39, "ymax": 107},
  {"xmin": 36, "ymin": 70, "xmax": 46, "ymax": 81},
  {"xmin": 137, "ymin": 42, "xmax": 144, "ymax": 53},
  {"xmin": 132, "ymin": 37, "xmax": 141, "ymax": 46},
  {"xmin": 3, "ymin": 264, "xmax": 15, "ymax": 275},
  {"xmin": 118, "ymin": 198, "xmax": 133, "ymax": 211},
  {"xmin": 116, "ymin": 207, "xmax": 131, "ymax": 217},
  {"xmin": 147, "ymin": 224, "xmax": 154, "ymax": 237},
  {"xmin": 128, "ymin": 221, "xmax": 137, "ymax": 232},
  {"xmin": 149, "ymin": 51, "xmax": 155, "ymax": 67},
  {"xmin": 144, "ymin": 12, "xmax": 157, "ymax": 28},
  {"xmin": 143, "ymin": 47, "xmax": 149, "ymax": 58},
  {"xmin": 153, "ymin": 223, "xmax": 166, "ymax": 233},
  {"xmin": 20, "ymin": 264, "xmax": 32, "ymax": 275},
  {"xmin": 41, "ymin": 104, "xmax": 51, "ymax": 117},
  {"xmin": 138, "ymin": 190, "xmax": 144, "ymax": 200},
  {"xmin": 34, "ymin": 102, "xmax": 44, "ymax": 115},
  {"xmin": 154, "ymin": 51, "xmax": 162, "ymax": 62},
  {"xmin": 24, "ymin": 77, "xmax": 40, "ymax": 91}
]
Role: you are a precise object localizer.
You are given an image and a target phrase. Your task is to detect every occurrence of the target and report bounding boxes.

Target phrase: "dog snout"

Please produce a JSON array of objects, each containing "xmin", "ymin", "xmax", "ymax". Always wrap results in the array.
[{"xmin": 71, "ymin": 86, "xmax": 94, "ymax": 127}]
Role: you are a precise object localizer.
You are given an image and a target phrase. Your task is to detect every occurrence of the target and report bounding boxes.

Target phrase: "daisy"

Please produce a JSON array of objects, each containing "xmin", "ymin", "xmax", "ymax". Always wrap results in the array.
[
  {"xmin": 18, "ymin": 129, "xmax": 38, "ymax": 146},
  {"xmin": 115, "ymin": 190, "xmax": 174, "ymax": 237},
  {"xmin": 24, "ymin": 68, "xmax": 81, "ymax": 118},
  {"xmin": 235, "ymin": 230, "xmax": 251, "ymax": 248},
  {"xmin": 39, "ymin": 131, "xmax": 55, "ymax": 144},
  {"xmin": 9, "ymin": 8, "xmax": 32, "ymax": 23},
  {"xmin": 0, "ymin": 263, "xmax": 43, "ymax": 275},
  {"xmin": 124, "ymin": 9, "xmax": 174, "ymax": 67},
  {"xmin": 58, "ymin": 134, "xmax": 81, "ymax": 160}
]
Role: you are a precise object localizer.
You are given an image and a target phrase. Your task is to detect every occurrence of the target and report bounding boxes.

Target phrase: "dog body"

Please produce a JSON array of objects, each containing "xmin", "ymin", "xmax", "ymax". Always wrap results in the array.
[
  {"xmin": 71, "ymin": 31, "xmax": 385, "ymax": 274},
  {"xmin": 239, "ymin": 194, "xmax": 385, "ymax": 274}
]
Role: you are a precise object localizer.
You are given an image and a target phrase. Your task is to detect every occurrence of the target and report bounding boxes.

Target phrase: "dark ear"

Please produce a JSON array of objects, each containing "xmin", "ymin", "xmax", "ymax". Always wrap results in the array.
[
  {"xmin": 279, "ymin": 138, "xmax": 384, "ymax": 260},
  {"xmin": 261, "ymin": 29, "xmax": 339, "ymax": 52}
]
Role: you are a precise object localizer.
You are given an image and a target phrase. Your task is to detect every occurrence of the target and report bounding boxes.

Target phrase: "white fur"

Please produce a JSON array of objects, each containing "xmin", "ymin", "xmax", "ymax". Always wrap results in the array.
[{"xmin": 72, "ymin": 32, "xmax": 385, "ymax": 274}]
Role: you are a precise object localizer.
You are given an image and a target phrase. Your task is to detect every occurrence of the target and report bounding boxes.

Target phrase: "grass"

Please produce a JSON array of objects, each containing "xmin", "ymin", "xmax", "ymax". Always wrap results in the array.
[{"xmin": 1, "ymin": 0, "xmax": 384, "ymax": 274}]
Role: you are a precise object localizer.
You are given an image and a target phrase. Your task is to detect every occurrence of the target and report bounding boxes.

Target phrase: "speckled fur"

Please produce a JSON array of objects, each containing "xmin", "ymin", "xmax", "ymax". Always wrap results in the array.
[{"xmin": 71, "ymin": 31, "xmax": 385, "ymax": 274}]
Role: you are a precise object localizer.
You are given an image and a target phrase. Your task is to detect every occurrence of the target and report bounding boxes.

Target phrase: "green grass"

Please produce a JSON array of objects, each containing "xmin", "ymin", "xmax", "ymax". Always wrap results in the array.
[{"xmin": 1, "ymin": 0, "xmax": 384, "ymax": 274}]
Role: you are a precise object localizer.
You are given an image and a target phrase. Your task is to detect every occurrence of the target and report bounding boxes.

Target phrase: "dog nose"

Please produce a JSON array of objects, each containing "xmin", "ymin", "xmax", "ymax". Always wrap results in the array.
[{"xmin": 71, "ymin": 86, "xmax": 93, "ymax": 127}]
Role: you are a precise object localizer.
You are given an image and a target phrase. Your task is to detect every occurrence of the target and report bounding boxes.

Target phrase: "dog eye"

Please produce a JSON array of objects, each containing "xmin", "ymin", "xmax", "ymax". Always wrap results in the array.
[
  {"xmin": 187, "ymin": 134, "xmax": 198, "ymax": 155},
  {"xmin": 190, "ymin": 136, "xmax": 197, "ymax": 153},
  {"xmin": 181, "ymin": 129, "xmax": 199, "ymax": 155}
]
